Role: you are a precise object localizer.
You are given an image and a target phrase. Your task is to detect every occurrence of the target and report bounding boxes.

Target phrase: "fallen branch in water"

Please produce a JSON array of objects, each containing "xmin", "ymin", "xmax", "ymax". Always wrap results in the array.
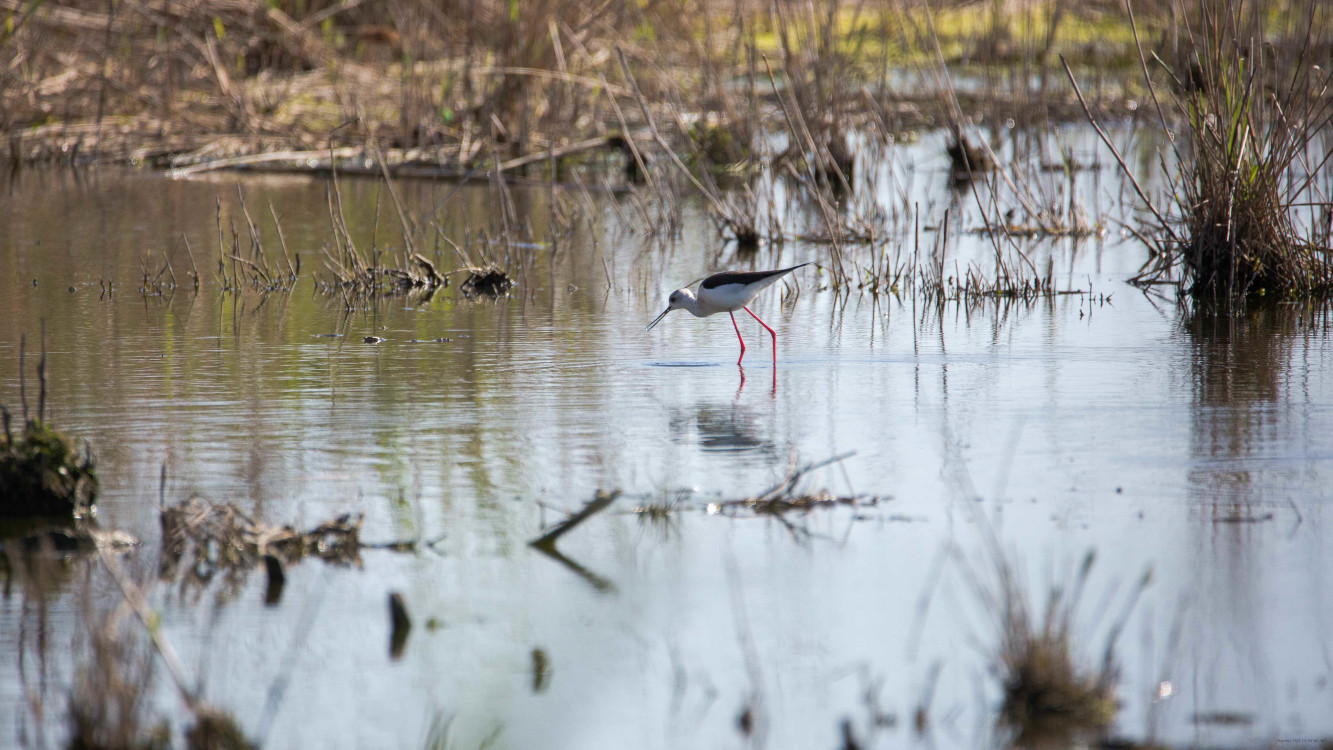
[
  {"xmin": 529, "ymin": 490, "xmax": 620, "ymax": 550},
  {"xmin": 167, "ymin": 147, "xmax": 366, "ymax": 178},
  {"xmin": 710, "ymin": 452, "xmax": 882, "ymax": 536}
]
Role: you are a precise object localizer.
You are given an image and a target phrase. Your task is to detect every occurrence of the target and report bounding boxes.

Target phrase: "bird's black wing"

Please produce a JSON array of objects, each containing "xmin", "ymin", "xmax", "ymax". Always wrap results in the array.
[{"xmin": 699, "ymin": 263, "xmax": 810, "ymax": 290}]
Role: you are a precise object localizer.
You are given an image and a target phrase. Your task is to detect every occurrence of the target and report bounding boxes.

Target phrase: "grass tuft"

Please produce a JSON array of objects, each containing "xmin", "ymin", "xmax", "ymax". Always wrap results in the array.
[
  {"xmin": 998, "ymin": 613, "xmax": 1116, "ymax": 736},
  {"xmin": 1, "ymin": 419, "xmax": 98, "ymax": 520},
  {"xmin": 985, "ymin": 550, "xmax": 1150, "ymax": 744},
  {"xmin": 184, "ymin": 709, "xmax": 255, "ymax": 750},
  {"xmin": 1082, "ymin": 0, "xmax": 1333, "ymax": 304},
  {"xmin": 1165, "ymin": 3, "xmax": 1333, "ymax": 303},
  {"xmin": 1, "ymin": 331, "xmax": 97, "ymax": 520}
]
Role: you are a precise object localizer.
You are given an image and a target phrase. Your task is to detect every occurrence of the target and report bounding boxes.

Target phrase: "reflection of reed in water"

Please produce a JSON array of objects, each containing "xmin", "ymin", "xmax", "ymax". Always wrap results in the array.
[
  {"xmin": 1178, "ymin": 305, "xmax": 1326, "ymax": 731},
  {"xmin": 1184, "ymin": 307, "xmax": 1302, "ymax": 508}
]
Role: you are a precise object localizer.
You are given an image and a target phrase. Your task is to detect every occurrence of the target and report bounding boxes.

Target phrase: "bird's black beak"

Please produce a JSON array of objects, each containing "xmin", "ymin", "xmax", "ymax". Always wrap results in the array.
[{"xmin": 645, "ymin": 308, "xmax": 671, "ymax": 331}]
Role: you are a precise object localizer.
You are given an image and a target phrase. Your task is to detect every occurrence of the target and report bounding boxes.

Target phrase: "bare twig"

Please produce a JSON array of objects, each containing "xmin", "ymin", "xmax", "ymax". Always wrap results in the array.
[{"xmin": 529, "ymin": 490, "xmax": 620, "ymax": 550}]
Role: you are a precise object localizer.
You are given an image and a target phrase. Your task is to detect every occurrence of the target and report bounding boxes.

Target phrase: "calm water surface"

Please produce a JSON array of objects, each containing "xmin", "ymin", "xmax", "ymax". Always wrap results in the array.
[{"xmin": 1, "ymin": 138, "xmax": 1331, "ymax": 749}]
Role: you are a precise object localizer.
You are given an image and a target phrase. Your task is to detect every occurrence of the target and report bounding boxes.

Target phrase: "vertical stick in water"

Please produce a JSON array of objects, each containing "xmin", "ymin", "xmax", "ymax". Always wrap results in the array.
[
  {"xmin": 17, "ymin": 333, "xmax": 26, "ymax": 423},
  {"xmin": 38, "ymin": 319, "xmax": 47, "ymax": 423}
]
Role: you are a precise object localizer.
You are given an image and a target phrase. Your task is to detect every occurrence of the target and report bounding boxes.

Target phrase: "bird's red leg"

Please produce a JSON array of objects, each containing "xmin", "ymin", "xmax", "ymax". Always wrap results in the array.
[
  {"xmin": 730, "ymin": 311, "xmax": 746, "ymax": 365},
  {"xmin": 743, "ymin": 306, "xmax": 777, "ymax": 364}
]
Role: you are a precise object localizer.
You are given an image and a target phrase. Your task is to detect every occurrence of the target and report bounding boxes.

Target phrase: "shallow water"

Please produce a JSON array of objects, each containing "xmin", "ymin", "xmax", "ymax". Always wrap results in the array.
[{"xmin": 1, "ymin": 133, "xmax": 1331, "ymax": 750}]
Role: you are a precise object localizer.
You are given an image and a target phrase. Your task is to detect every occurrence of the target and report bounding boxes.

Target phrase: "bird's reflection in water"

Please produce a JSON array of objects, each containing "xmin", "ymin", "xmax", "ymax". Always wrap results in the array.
[
  {"xmin": 669, "ymin": 403, "xmax": 776, "ymax": 456},
  {"xmin": 735, "ymin": 365, "xmax": 777, "ymax": 398}
]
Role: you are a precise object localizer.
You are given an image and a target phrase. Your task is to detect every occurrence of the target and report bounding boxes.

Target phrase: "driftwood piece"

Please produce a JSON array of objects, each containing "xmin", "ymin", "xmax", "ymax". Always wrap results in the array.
[
  {"xmin": 168, "ymin": 137, "xmax": 615, "ymax": 180},
  {"xmin": 167, "ymin": 147, "xmax": 366, "ymax": 178},
  {"xmin": 494, "ymin": 136, "xmax": 612, "ymax": 172},
  {"xmin": 529, "ymin": 490, "xmax": 619, "ymax": 550}
]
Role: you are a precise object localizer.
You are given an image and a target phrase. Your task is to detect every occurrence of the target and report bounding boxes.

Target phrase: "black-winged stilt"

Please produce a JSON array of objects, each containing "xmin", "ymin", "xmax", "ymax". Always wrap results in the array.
[{"xmin": 646, "ymin": 263, "xmax": 811, "ymax": 366}]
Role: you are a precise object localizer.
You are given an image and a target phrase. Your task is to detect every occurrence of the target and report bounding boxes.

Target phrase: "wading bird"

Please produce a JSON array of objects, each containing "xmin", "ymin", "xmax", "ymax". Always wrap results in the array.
[{"xmin": 646, "ymin": 263, "xmax": 811, "ymax": 366}]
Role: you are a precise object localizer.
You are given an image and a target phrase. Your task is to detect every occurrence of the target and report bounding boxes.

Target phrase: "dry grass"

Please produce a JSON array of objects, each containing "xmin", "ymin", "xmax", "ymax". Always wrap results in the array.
[
  {"xmin": 208, "ymin": 188, "xmax": 300, "ymax": 293},
  {"xmin": 7, "ymin": 0, "xmax": 1329, "ymax": 306},
  {"xmin": 710, "ymin": 453, "xmax": 877, "ymax": 541},
  {"xmin": 159, "ymin": 496, "xmax": 362, "ymax": 593},
  {"xmin": 0, "ymin": 0, "xmax": 1239, "ymax": 171},
  {"xmin": 0, "ymin": 0, "xmax": 686, "ymax": 167}
]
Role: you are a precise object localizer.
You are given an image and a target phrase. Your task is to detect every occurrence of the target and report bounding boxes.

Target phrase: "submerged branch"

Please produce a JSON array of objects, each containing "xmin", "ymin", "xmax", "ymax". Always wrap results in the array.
[{"xmin": 529, "ymin": 489, "xmax": 620, "ymax": 550}]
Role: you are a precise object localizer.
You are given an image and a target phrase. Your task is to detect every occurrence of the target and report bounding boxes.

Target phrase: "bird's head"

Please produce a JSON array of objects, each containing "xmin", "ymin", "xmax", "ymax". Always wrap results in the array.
[{"xmin": 646, "ymin": 288, "xmax": 696, "ymax": 330}]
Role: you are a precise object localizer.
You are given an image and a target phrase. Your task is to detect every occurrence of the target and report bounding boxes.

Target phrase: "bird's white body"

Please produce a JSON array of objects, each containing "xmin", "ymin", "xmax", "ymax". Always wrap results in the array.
[
  {"xmin": 674, "ymin": 276, "xmax": 787, "ymax": 317},
  {"xmin": 646, "ymin": 263, "xmax": 810, "ymax": 365}
]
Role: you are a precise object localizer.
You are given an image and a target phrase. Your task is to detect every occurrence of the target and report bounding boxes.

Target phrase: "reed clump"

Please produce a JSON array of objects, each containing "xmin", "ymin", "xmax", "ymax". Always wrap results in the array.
[
  {"xmin": 946, "ymin": 132, "xmax": 996, "ymax": 181},
  {"xmin": 715, "ymin": 193, "xmax": 764, "ymax": 249},
  {"xmin": 312, "ymin": 165, "xmax": 537, "ymax": 305},
  {"xmin": 998, "ymin": 608, "xmax": 1116, "ymax": 737},
  {"xmin": 982, "ymin": 551, "xmax": 1151, "ymax": 745},
  {"xmin": 315, "ymin": 175, "xmax": 450, "ymax": 302},
  {"xmin": 184, "ymin": 709, "xmax": 256, "ymax": 750},
  {"xmin": 1168, "ymin": 38, "xmax": 1333, "ymax": 301},
  {"xmin": 1092, "ymin": 1, "xmax": 1333, "ymax": 303}
]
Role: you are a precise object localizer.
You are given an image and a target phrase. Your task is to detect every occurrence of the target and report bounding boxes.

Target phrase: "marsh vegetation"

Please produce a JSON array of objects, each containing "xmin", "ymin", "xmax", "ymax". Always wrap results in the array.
[{"xmin": 2, "ymin": 0, "xmax": 1333, "ymax": 748}]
